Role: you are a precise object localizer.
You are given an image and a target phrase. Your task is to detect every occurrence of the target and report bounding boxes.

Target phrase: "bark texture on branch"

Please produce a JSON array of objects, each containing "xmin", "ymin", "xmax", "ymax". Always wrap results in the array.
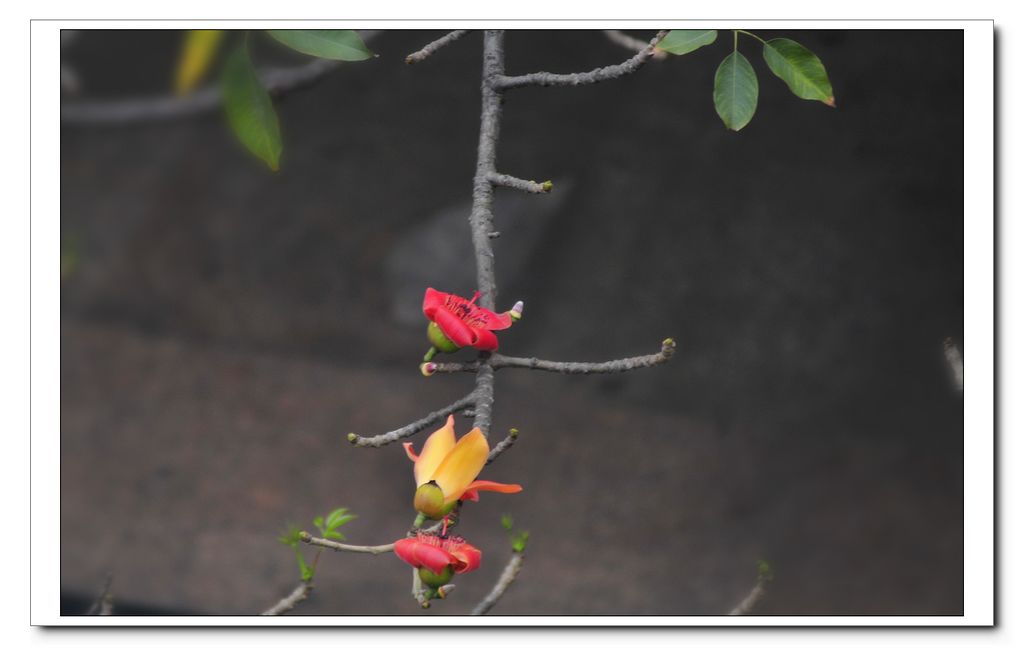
[
  {"xmin": 406, "ymin": 30, "xmax": 471, "ymax": 64},
  {"xmin": 493, "ymin": 30, "xmax": 668, "ymax": 90},
  {"xmin": 470, "ymin": 552, "xmax": 525, "ymax": 615},
  {"xmin": 347, "ymin": 393, "xmax": 477, "ymax": 447}
]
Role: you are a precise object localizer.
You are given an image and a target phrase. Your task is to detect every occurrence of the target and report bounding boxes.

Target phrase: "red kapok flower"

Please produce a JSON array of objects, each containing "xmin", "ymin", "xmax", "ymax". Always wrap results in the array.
[
  {"xmin": 404, "ymin": 415, "xmax": 522, "ymax": 519},
  {"xmin": 394, "ymin": 533, "xmax": 482, "ymax": 577},
  {"xmin": 422, "ymin": 287, "xmax": 521, "ymax": 360}
]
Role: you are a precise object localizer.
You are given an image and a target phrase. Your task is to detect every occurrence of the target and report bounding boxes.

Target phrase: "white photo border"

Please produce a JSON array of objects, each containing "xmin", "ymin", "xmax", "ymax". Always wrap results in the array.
[{"xmin": 31, "ymin": 18, "xmax": 991, "ymax": 627}]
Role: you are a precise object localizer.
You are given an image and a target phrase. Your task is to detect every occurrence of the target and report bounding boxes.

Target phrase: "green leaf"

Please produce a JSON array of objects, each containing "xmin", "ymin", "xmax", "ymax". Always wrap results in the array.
[
  {"xmin": 500, "ymin": 514, "xmax": 513, "ymax": 531},
  {"xmin": 325, "ymin": 507, "xmax": 356, "ymax": 529},
  {"xmin": 762, "ymin": 38, "xmax": 835, "ymax": 107},
  {"xmin": 278, "ymin": 525, "xmax": 302, "ymax": 546},
  {"xmin": 296, "ymin": 549, "xmax": 314, "ymax": 582},
  {"xmin": 267, "ymin": 30, "xmax": 373, "ymax": 61},
  {"xmin": 713, "ymin": 51, "xmax": 759, "ymax": 131},
  {"xmin": 658, "ymin": 30, "xmax": 718, "ymax": 55},
  {"xmin": 511, "ymin": 530, "xmax": 530, "ymax": 553},
  {"xmin": 221, "ymin": 43, "xmax": 282, "ymax": 171},
  {"xmin": 312, "ymin": 516, "xmax": 324, "ymax": 530},
  {"xmin": 757, "ymin": 559, "xmax": 775, "ymax": 583}
]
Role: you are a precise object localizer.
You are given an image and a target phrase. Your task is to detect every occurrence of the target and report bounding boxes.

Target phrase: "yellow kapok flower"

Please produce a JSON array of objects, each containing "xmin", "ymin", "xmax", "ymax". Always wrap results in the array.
[{"xmin": 404, "ymin": 415, "xmax": 522, "ymax": 518}]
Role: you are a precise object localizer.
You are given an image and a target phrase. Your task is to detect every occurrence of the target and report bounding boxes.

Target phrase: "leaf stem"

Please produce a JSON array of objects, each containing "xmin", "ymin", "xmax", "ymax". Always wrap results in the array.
[{"xmin": 736, "ymin": 29, "xmax": 767, "ymax": 45}]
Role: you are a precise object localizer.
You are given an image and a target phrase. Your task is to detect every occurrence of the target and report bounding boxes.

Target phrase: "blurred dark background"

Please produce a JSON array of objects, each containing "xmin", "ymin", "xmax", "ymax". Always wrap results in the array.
[{"xmin": 59, "ymin": 29, "xmax": 964, "ymax": 616}]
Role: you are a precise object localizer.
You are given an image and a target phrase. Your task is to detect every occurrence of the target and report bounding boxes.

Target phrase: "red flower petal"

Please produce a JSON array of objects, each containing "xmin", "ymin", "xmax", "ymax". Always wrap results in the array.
[
  {"xmin": 478, "ymin": 309, "xmax": 513, "ymax": 331},
  {"xmin": 394, "ymin": 537, "xmax": 455, "ymax": 575},
  {"xmin": 431, "ymin": 307, "xmax": 478, "ymax": 348},
  {"xmin": 393, "ymin": 537, "xmax": 422, "ymax": 568},
  {"xmin": 402, "ymin": 442, "xmax": 419, "ymax": 463},
  {"xmin": 461, "ymin": 489, "xmax": 480, "ymax": 502},
  {"xmin": 422, "ymin": 287, "xmax": 447, "ymax": 318},
  {"xmin": 472, "ymin": 328, "xmax": 499, "ymax": 351},
  {"xmin": 450, "ymin": 542, "xmax": 482, "ymax": 574}
]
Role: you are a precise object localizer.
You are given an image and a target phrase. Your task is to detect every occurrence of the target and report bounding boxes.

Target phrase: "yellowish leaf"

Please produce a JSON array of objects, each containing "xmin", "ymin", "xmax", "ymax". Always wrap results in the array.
[{"xmin": 174, "ymin": 30, "xmax": 225, "ymax": 95}]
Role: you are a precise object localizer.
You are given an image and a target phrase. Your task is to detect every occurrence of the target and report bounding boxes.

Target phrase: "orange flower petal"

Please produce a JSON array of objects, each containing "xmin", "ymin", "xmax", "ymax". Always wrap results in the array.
[
  {"xmin": 463, "ymin": 479, "xmax": 523, "ymax": 495},
  {"xmin": 431, "ymin": 427, "xmax": 489, "ymax": 502},
  {"xmin": 402, "ymin": 442, "xmax": 419, "ymax": 463},
  {"xmin": 414, "ymin": 416, "xmax": 456, "ymax": 486}
]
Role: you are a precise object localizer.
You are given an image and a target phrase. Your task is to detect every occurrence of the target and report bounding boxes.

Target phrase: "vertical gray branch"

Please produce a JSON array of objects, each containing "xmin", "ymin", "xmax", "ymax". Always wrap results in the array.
[{"xmin": 466, "ymin": 30, "xmax": 507, "ymax": 438}]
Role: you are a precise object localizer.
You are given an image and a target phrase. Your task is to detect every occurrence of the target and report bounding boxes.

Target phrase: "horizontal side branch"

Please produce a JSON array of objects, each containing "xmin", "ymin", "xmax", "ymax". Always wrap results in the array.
[
  {"xmin": 346, "ymin": 393, "xmax": 477, "ymax": 447},
  {"xmin": 405, "ymin": 30, "xmax": 471, "ymax": 64},
  {"xmin": 488, "ymin": 173, "xmax": 552, "ymax": 194},
  {"xmin": 299, "ymin": 532, "xmax": 395, "ymax": 554},
  {"xmin": 603, "ymin": 29, "xmax": 669, "ymax": 60},
  {"xmin": 490, "ymin": 338, "xmax": 675, "ymax": 374},
  {"xmin": 427, "ymin": 339, "xmax": 676, "ymax": 375},
  {"xmin": 492, "ymin": 30, "xmax": 667, "ymax": 91},
  {"xmin": 62, "ymin": 31, "xmax": 380, "ymax": 125}
]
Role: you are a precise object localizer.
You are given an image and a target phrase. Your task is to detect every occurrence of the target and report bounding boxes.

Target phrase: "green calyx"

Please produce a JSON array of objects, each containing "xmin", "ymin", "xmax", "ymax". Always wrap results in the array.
[
  {"xmin": 427, "ymin": 322, "xmax": 460, "ymax": 353},
  {"xmin": 413, "ymin": 481, "xmax": 454, "ymax": 519},
  {"xmin": 419, "ymin": 565, "xmax": 455, "ymax": 588}
]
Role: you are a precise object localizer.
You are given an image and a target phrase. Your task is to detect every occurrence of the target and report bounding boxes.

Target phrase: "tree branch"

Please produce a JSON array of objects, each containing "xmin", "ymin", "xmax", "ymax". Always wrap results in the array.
[
  {"xmin": 729, "ymin": 578, "xmax": 768, "ymax": 616},
  {"xmin": 603, "ymin": 29, "xmax": 669, "ymax": 60},
  {"xmin": 85, "ymin": 573, "xmax": 114, "ymax": 616},
  {"xmin": 62, "ymin": 30, "xmax": 380, "ymax": 125},
  {"xmin": 346, "ymin": 393, "xmax": 477, "ymax": 447},
  {"xmin": 430, "ymin": 338, "xmax": 677, "ymax": 375},
  {"xmin": 944, "ymin": 337, "xmax": 963, "ymax": 392},
  {"xmin": 299, "ymin": 531, "xmax": 395, "ymax": 555},
  {"xmin": 465, "ymin": 30, "xmax": 508, "ymax": 439},
  {"xmin": 492, "ymin": 30, "xmax": 668, "ymax": 91},
  {"xmin": 262, "ymin": 582, "xmax": 312, "ymax": 616},
  {"xmin": 470, "ymin": 551, "xmax": 525, "ymax": 615},
  {"xmin": 488, "ymin": 173, "xmax": 552, "ymax": 194},
  {"xmin": 486, "ymin": 428, "xmax": 519, "ymax": 464},
  {"xmin": 406, "ymin": 30, "xmax": 471, "ymax": 64}
]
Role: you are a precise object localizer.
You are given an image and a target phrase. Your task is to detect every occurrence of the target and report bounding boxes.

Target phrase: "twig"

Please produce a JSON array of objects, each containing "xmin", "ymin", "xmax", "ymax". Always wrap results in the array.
[
  {"xmin": 604, "ymin": 29, "xmax": 669, "ymax": 60},
  {"xmin": 486, "ymin": 428, "xmax": 519, "ymax": 464},
  {"xmin": 431, "ymin": 338, "xmax": 676, "ymax": 375},
  {"xmin": 729, "ymin": 561, "xmax": 773, "ymax": 615},
  {"xmin": 62, "ymin": 30, "xmax": 380, "ymax": 125},
  {"xmin": 488, "ymin": 173, "xmax": 552, "ymax": 194},
  {"xmin": 262, "ymin": 582, "xmax": 312, "ymax": 616},
  {"xmin": 943, "ymin": 337, "xmax": 963, "ymax": 392},
  {"xmin": 85, "ymin": 573, "xmax": 114, "ymax": 616},
  {"xmin": 299, "ymin": 531, "xmax": 395, "ymax": 554},
  {"xmin": 729, "ymin": 579, "xmax": 768, "ymax": 616},
  {"xmin": 492, "ymin": 30, "xmax": 668, "ymax": 91},
  {"xmin": 470, "ymin": 551, "xmax": 525, "ymax": 615},
  {"xmin": 406, "ymin": 30, "xmax": 471, "ymax": 64},
  {"xmin": 347, "ymin": 393, "xmax": 477, "ymax": 447}
]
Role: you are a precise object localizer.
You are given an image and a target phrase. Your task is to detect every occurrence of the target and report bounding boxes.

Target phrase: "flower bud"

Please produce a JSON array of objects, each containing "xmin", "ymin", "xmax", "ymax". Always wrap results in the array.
[
  {"xmin": 427, "ymin": 321, "xmax": 460, "ymax": 353},
  {"xmin": 418, "ymin": 564, "xmax": 455, "ymax": 588},
  {"xmin": 509, "ymin": 300, "xmax": 524, "ymax": 323},
  {"xmin": 413, "ymin": 481, "xmax": 449, "ymax": 519},
  {"xmin": 419, "ymin": 362, "xmax": 438, "ymax": 377}
]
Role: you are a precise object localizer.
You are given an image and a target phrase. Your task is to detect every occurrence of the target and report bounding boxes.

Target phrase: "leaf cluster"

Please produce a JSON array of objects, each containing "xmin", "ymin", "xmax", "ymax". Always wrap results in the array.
[
  {"xmin": 173, "ymin": 30, "xmax": 374, "ymax": 170},
  {"xmin": 659, "ymin": 29, "xmax": 835, "ymax": 131}
]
